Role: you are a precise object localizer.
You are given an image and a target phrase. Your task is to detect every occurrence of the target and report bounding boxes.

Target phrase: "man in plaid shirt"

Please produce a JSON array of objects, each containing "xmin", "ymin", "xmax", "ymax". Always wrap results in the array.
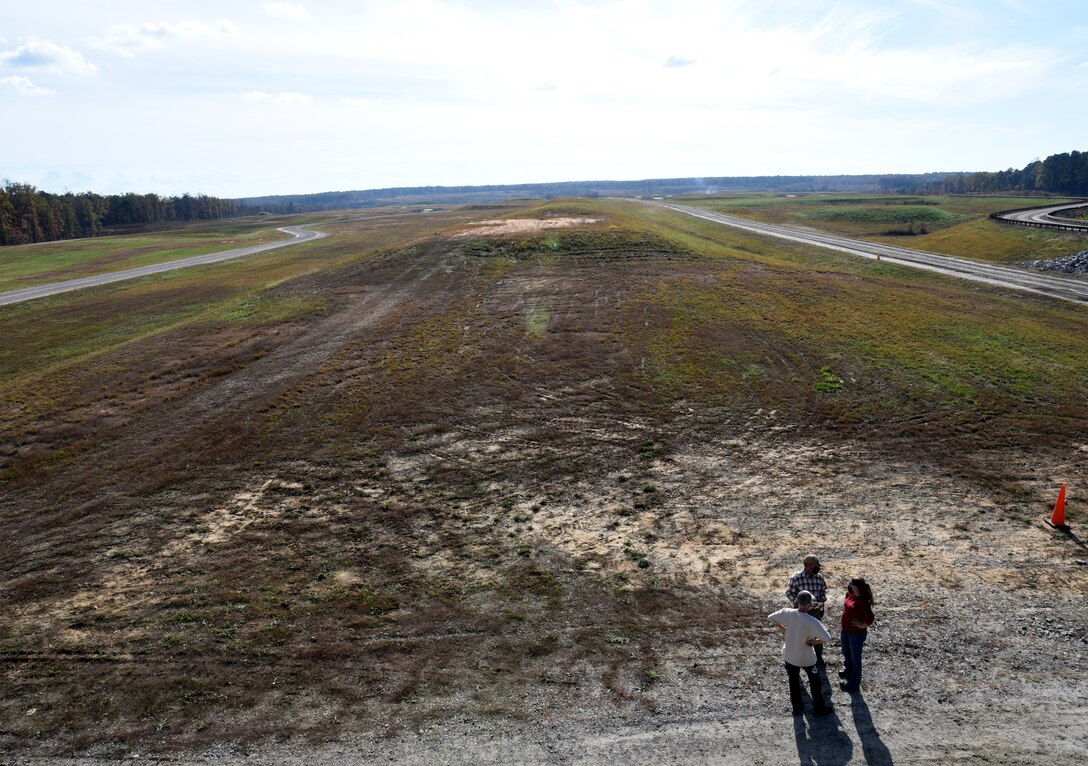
[{"xmin": 785, "ymin": 554, "xmax": 828, "ymax": 662}]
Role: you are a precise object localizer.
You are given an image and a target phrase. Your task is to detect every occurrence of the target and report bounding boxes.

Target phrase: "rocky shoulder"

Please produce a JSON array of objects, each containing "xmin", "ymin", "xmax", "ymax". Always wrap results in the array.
[{"xmin": 1019, "ymin": 249, "xmax": 1088, "ymax": 274}]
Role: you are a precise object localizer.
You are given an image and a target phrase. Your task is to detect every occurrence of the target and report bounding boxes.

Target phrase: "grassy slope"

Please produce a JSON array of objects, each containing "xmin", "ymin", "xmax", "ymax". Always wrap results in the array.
[
  {"xmin": 1, "ymin": 198, "xmax": 1086, "ymax": 753},
  {"xmin": 681, "ymin": 194, "xmax": 1087, "ymax": 264},
  {"xmin": 622, "ymin": 200, "xmax": 1088, "ymax": 450}
]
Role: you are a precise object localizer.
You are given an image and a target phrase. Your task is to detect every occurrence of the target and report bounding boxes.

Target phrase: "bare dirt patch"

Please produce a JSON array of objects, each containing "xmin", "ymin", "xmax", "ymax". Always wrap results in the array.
[{"xmin": 452, "ymin": 217, "xmax": 602, "ymax": 237}]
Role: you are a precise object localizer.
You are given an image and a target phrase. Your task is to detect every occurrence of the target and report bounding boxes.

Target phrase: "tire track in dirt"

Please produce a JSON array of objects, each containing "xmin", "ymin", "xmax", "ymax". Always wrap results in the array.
[
  {"xmin": 184, "ymin": 257, "xmax": 448, "ymax": 418},
  {"xmin": 33, "ymin": 248, "xmax": 455, "ymax": 493},
  {"xmin": 0, "ymin": 248, "xmax": 458, "ymax": 615}
]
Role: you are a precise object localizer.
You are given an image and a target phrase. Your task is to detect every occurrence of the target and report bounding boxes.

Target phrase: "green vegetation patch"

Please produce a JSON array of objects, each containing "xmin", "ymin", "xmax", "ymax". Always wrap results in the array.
[
  {"xmin": 814, "ymin": 366, "xmax": 843, "ymax": 393},
  {"xmin": 801, "ymin": 205, "xmax": 954, "ymax": 224},
  {"xmin": 460, "ymin": 228, "xmax": 693, "ymax": 261},
  {"xmin": 220, "ymin": 294, "xmax": 331, "ymax": 326},
  {"xmin": 634, "ymin": 271, "xmax": 1088, "ymax": 436}
]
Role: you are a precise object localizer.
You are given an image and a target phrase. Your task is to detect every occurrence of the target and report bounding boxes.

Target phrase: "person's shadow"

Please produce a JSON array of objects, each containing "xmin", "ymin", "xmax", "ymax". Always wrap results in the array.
[
  {"xmin": 849, "ymin": 693, "xmax": 893, "ymax": 765},
  {"xmin": 792, "ymin": 702, "xmax": 853, "ymax": 766}
]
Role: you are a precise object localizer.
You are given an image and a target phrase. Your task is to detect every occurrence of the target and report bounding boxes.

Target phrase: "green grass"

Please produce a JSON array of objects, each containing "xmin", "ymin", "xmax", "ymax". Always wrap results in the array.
[{"xmin": 801, "ymin": 205, "xmax": 954, "ymax": 224}]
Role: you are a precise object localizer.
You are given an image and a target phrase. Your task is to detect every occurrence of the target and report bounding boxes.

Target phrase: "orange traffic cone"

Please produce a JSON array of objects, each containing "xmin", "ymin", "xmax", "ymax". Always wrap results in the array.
[{"xmin": 1045, "ymin": 484, "xmax": 1069, "ymax": 530}]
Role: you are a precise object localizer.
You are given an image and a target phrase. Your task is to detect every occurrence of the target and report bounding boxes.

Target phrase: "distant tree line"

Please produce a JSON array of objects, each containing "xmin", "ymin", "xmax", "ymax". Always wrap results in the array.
[
  {"xmin": 0, "ymin": 181, "xmax": 241, "ymax": 246},
  {"xmin": 6, "ymin": 151, "xmax": 1085, "ymax": 246},
  {"xmin": 901, "ymin": 150, "xmax": 1088, "ymax": 197},
  {"xmin": 237, "ymin": 173, "xmax": 962, "ymax": 213}
]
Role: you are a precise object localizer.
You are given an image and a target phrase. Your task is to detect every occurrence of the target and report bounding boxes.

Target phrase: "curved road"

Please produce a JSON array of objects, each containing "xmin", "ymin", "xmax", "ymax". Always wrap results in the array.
[
  {"xmin": 0, "ymin": 224, "xmax": 327, "ymax": 307},
  {"xmin": 997, "ymin": 200, "xmax": 1088, "ymax": 230},
  {"xmin": 637, "ymin": 200, "xmax": 1088, "ymax": 306}
]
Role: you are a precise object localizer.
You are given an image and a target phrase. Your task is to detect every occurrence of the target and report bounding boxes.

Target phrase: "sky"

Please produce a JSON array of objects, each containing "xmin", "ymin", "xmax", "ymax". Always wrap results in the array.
[{"xmin": 2, "ymin": 0, "xmax": 1087, "ymax": 198}]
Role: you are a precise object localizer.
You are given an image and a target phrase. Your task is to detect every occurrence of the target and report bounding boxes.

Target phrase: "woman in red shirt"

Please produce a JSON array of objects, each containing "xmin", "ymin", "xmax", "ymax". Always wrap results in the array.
[{"xmin": 839, "ymin": 577, "xmax": 875, "ymax": 692}]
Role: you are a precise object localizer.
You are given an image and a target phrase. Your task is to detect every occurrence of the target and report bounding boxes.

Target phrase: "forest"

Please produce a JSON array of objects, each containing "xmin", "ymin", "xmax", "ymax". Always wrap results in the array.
[
  {"xmin": 914, "ymin": 150, "xmax": 1088, "ymax": 196},
  {"xmin": 0, "ymin": 182, "xmax": 240, "ymax": 246}
]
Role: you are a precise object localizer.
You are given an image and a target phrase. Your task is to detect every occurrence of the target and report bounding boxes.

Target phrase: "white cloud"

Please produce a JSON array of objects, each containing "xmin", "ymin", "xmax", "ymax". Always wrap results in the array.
[
  {"xmin": 264, "ymin": 3, "xmax": 310, "ymax": 20},
  {"xmin": 92, "ymin": 20, "xmax": 237, "ymax": 58},
  {"xmin": 274, "ymin": 92, "xmax": 312, "ymax": 104},
  {"xmin": 244, "ymin": 90, "xmax": 312, "ymax": 104},
  {"xmin": 340, "ymin": 97, "xmax": 373, "ymax": 106},
  {"xmin": 0, "ymin": 40, "xmax": 96, "ymax": 76},
  {"xmin": 0, "ymin": 75, "xmax": 54, "ymax": 96},
  {"xmin": 664, "ymin": 56, "xmax": 697, "ymax": 68}
]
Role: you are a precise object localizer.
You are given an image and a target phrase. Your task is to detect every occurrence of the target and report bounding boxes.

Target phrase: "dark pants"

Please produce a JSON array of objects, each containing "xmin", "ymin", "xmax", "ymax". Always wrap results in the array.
[{"xmin": 786, "ymin": 661, "xmax": 828, "ymax": 714}]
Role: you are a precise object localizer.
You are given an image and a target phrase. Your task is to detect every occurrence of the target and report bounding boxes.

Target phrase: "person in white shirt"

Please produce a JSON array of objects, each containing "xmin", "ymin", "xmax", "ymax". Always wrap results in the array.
[{"xmin": 769, "ymin": 590, "xmax": 832, "ymax": 716}]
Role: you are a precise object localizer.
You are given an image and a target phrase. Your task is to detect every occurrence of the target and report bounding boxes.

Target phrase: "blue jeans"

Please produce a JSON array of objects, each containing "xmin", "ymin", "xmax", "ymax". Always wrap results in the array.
[{"xmin": 840, "ymin": 629, "xmax": 867, "ymax": 690}]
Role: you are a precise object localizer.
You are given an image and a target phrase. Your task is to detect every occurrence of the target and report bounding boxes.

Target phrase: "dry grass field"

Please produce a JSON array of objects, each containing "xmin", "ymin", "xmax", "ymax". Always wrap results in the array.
[{"xmin": 2, "ymin": 198, "xmax": 1086, "ymax": 763}]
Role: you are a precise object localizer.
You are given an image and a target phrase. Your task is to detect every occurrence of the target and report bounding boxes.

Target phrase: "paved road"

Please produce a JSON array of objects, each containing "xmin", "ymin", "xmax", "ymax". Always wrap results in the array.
[
  {"xmin": 637, "ymin": 200, "xmax": 1088, "ymax": 306},
  {"xmin": 0, "ymin": 225, "xmax": 327, "ymax": 307},
  {"xmin": 996, "ymin": 200, "xmax": 1088, "ymax": 230}
]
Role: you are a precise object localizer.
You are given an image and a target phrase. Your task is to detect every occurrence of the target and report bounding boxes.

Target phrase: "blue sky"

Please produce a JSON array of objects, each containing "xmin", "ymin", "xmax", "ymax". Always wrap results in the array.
[{"xmin": 2, "ymin": 1, "xmax": 1086, "ymax": 198}]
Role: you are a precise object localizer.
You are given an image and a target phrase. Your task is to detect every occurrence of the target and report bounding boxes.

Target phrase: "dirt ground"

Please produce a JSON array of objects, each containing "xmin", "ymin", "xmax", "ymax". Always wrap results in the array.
[
  {"xmin": 452, "ymin": 217, "xmax": 603, "ymax": 237},
  {"xmin": 8, "ymin": 433, "xmax": 1087, "ymax": 765},
  {"xmin": 3, "ymin": 213, "xmax": 1087, "ymax": 765}
]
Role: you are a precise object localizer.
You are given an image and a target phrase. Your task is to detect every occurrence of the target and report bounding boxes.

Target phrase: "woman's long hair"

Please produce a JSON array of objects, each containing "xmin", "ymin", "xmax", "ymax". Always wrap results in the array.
[{"xmin": 849, "ymin": 577, "xmax": 875, "ymax": 606}]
